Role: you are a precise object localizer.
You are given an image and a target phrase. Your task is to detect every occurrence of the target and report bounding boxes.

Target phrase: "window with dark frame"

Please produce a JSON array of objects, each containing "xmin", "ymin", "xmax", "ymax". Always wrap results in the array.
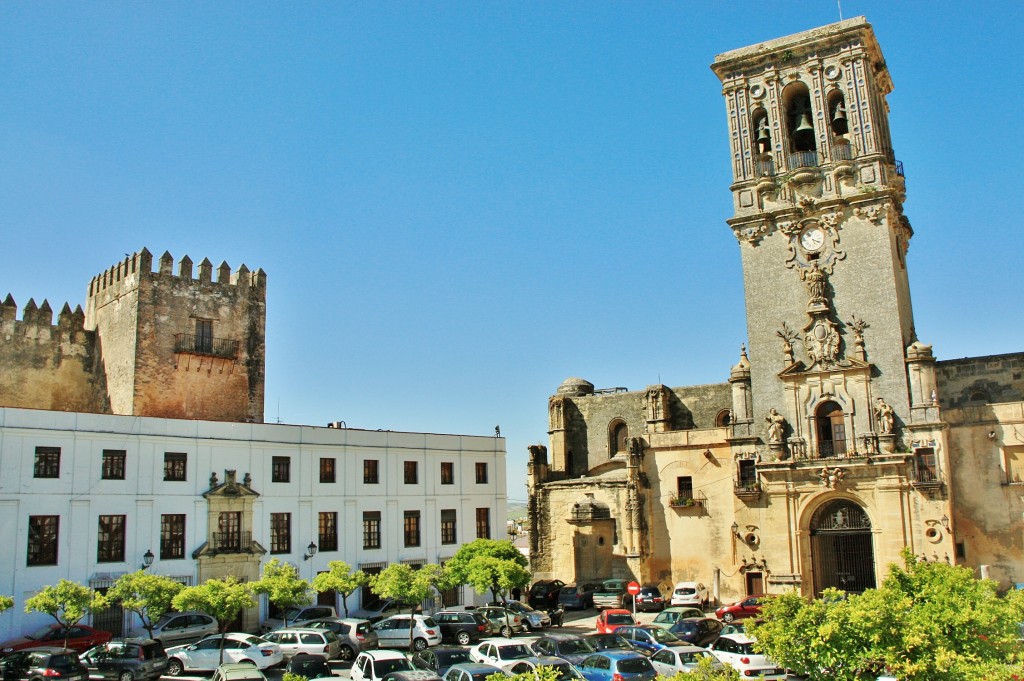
[
  {"xmin": 363, "ymin": 511, "xmax": 381, "ymax": 549},
  {"xmin": 441, "ymin": 462, "xmax": 454, "ymax": 485},
  {"xmin": 404, "ymin": 461, "xmax": 418, "ymax": 485},
  {"xmin": 164, "ymin": 452, "xmax": 187, "ymax": 481},
  {"xmin": 195, "ymin": 319, "xmax": 214, "ymax": 354},
  {"xmin": 364, "ymin": 460, "xmax": 379, "ymax": 484},
  {"xmin": 27, "ymin": 515, "xmax": 59, "ymax": 566},
  {"xmin": 272, "ymin": 456, "xmax": 291, "ymax": 483},
  {"xmin": 738, "ymin": 460, "xmax": 757, "ymax": 488},
  {"xmin": 270, "ymin": 512, "xmax": 291, "ymax": 554},
  {"xmin": 475, "ymin": 462, "xmax": 488, "ymax": 484},
  {"xmin": 320, "ymin": 458, "xmax": 336, "ymax": 484},
  {"xmin": 319, "ymin": 512, "xmax": 338, "ymax": 552},
  {"xmin": 677, "ymin": 476, "xmax": 694, "ymax": 501},
  {"xmin": 475, "ymin": 507, "xmax": 490, "ymax": 539},
  {"xmin": 101, "ymin": 449, "xmax": 127, "ymax": 480},
  {"xmin": 161, "ymin": 514, "xmax": 185, "ymax": 560},
  {"xmin": 34, "ymin": 447, "xmax": 61, "ymax": 479},
  {"xmin": 914, "ymin": 447, "xmax": 939, "ymax": 482},
  {"xmin": 97, "ymin": 515, "xmax": 126, "ymax": 563},
  {"xmin": 441, "ymin": 509, "xmax": 457, "ymax": 545},
  {"xmin": 403, "ymin": 510, "xmax": 421, "ymax": 547},
  {"xmin": 217, "ymin": 511, "xmax": 241, "ymax": 551}
]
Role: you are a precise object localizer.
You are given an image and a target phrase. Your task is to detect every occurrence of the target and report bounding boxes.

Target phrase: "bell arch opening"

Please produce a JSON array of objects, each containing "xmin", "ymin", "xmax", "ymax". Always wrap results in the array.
[{"xmin": 809, "ymin": 499, "xmax": 877, "ymax": 595}]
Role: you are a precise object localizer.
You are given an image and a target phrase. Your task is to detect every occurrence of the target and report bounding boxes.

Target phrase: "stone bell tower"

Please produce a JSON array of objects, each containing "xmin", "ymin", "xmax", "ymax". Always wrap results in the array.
[{"xmin": 711, "ymin": 17, "xmax": 924, "ymax": 459}]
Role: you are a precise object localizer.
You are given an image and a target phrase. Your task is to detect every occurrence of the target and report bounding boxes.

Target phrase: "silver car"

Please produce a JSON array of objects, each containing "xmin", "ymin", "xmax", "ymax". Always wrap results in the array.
[
  {"xmin": 261, "ymin": 628, "xmax": 342, "ymax": 661},
  {"xmin": 129, "ymin": 612, "xmax": 219, "ymax": 647},
  {"xmin": 304, "ymin": 618, "xmax": 379, "ymax": 662}
]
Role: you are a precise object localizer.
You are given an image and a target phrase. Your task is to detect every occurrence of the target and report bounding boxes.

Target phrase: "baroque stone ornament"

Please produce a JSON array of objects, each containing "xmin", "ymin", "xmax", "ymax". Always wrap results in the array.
[
  {"xmin": 875, "ymin": 398, "xmax": 895, "ymax": 434},
  {"xmin": 805, "ymin": 318, "xmax": 841, "ymax": 367},
  {"xmin": 784, "ymin": 218, "xmax": 846, "ymax": 274},
  {"xmin": 819, "ymin": 466, "xmax": 847, "ymax": 489},
  {"xmin": 848, "ymin": 315, "xmax": 869, "ymax": 361},
  {"xmin": 765, "ymin": 408, "xmax": 786, "ymax": 443},
  {"xmin": 777, "ymin": 322, "xmax": 799, "ymax": 363}
]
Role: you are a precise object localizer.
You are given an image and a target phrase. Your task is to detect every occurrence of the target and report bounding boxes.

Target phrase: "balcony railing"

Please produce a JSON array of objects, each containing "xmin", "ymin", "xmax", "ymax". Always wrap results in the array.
[
  {"xmin": 669, "ymin": 492, "xmax": 707, "ymax": 511},
  {"xmin": 734, "ymin": 480, "xmax": 761, "ymax": 498},
  {"xmin": 174, "ymin": 333, "xmax": 240, "ymax": 359},
  {"xmin": 815, "ymin": 440, "xmax": 848, "ymax": 459},
  {"xmin": 754, "ymin": 157, "xmax": 775, "ymax": 177},
  {"xmin": 787, "ymin": 150, "xmax": 819, "ymax": 169},
  {"xmin": 910, "ymin": 467, "xmax": 942, "ymax": 489},
  {"xmin": 832, "ymin": 143, "xmax": 854, "ymax": 161},
  {"xmin": 211, "ymin": 531, "xmax": 251, "ymax": 553}
]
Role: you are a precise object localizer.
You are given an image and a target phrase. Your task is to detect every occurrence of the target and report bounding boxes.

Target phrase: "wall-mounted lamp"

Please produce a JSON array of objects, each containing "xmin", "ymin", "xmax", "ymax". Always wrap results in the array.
[
  {"xmin": 141, "ymin": 549, "xmax": 155, "ymax": 571},
  {"xmin": 703, "ymin": 449, "xmax": 714, "ymax": 461},
  {"xmin": 731, "ymin": 522, "xmax": 740, "ymax": 538},
  {"xmin": 303, "ymin": 541, "xmax": 318, "ymax": 561},
  {"xmin": 940, "ymin": 515, "xmax": 950, "ymax": 532}
]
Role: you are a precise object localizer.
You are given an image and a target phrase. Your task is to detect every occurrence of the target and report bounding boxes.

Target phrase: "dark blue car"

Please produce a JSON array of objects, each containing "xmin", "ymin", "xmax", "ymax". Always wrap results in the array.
[
  {"xmin": 531, "ymin": 633, "xmax": 597, "ymax": 665},
  {"xmin": 612, "ymin": 625, "xmax": 688, "ymax": 655},
  {"xmin": 576, "ymin": 651, "xmax": 655, "ymax": 681}
]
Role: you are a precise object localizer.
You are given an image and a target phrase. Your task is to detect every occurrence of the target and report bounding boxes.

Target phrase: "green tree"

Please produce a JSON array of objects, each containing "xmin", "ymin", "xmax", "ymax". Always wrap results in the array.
[
  {"xmin": 24, "ymin": 580, "xmax": 105, "ymax": 647},
  {"xmin": 369, "ymin": 563, "xmax": 441, "ymax": 651},
  {"xmin": 444, "ymin": 539, "xmax": 530, "ymax": 602},
  {"xmin": 106, "ymin": 571, "xmax": 185, "ymax": 639},
  {"xmin": 252, "ymin": 558, "xmax": 313, "ymax": 626},
  {"xmin": 658, "ymin": 659, "xmax": 742, "ymax": 680},
  {"xmin": 750, "ymin": 549, "xmax": 1024, "ymax": 681},
  {"xmin": 311, "ymin": 561, "xmax": 368, "ymax": 617},
  {"xmin": 172, "ymin": 577, "xmax": 256, "ymax": 664},
  {"xmin": 0, "ymin": 595, "xmax": 13, "ymax": 613}
]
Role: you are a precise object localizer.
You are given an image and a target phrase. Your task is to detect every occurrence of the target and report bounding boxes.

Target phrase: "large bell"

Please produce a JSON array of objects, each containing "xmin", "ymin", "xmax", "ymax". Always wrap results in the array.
[
  {"xmin": 794, "ymin": 112, "xmax": 814, "ymax": 135},
  {"xmin": 756, "ymin": 123, "xmax": 771, "ymax": 152},
  {"xmin": 831, "ymin": 102, "xmax": 848, "ymax": 135}
]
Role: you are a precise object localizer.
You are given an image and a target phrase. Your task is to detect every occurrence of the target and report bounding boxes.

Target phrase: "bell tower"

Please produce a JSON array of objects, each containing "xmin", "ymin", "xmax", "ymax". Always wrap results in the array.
[{"xmin": 711, "ymin": 17, "xmax": 922, "ymax": 458}]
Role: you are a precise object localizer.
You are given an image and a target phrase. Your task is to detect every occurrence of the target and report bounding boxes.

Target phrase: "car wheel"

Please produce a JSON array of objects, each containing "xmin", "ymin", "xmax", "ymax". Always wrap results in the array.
[
  {"xmin": 119, "ymin": 672, "xmax": 134, "ymax": 681},
  {"xmin": 338, "ymin": 645, "xmax": 355, "ymax": 661},
  {"xmin": 456, "ymin": 632, "xmax": 471, "ymax": 645},
  {"xmin": 166, "ymin": 659, "xmax": 184, "ymax": 677},
  {"xmin": 499, "ymin": 626, "xmax": 512, "ymax": 638},
  {"xmin": 413, "ymin": 638, "xmax": 428, "ymax": 651},
  {"xmin": 722, "ymin": 612, "xmax": 735, "ymax": 623}
]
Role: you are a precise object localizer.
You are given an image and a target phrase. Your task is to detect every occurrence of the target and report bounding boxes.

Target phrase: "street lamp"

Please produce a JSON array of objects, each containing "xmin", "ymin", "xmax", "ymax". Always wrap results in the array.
[
  {"xmin": 141, "ymin": 549, "xmax": 155, "ymax": 570},
  {"xmin": 303, "ymin": 541, "xmax": 318, "ymax": 561}
]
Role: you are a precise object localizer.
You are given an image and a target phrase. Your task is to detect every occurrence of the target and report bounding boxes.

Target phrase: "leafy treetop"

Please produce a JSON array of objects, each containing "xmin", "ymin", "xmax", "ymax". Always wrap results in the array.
[
  {"xmin": 312, "ymin": 561, "xmax": 368, "ymax": 617},
  {"xmin": 105, "ymin": 571, "xmax": 184, "ymax": 638}
]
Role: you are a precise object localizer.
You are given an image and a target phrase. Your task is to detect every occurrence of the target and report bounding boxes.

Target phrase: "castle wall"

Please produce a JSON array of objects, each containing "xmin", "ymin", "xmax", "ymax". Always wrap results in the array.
[
  {"xmin": 935, "ymin": 353, "xmax": 1024, "ymax": 409},
  {"xmin": 85, "ymin": 255, "xmax": 142, "ymax": 415}
]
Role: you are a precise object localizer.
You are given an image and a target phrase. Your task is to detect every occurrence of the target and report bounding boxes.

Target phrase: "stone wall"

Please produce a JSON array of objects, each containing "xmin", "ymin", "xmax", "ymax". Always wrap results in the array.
[{"xmin": 935, "ymin": 353, "xmax": 1024, "ymax": 409}]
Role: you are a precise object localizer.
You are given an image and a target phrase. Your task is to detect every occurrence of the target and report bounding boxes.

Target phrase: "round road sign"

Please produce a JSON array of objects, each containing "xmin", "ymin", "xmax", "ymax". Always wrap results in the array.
[{"xmin": 626, "ymin": 581, "xmax": 641, "ymax": 595}]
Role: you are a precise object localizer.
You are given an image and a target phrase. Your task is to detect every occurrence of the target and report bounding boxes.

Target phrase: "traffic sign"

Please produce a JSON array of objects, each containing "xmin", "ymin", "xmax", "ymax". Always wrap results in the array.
[{"xmin": 626, "ymin": 581, "xmax": 641, "ymax": 595}]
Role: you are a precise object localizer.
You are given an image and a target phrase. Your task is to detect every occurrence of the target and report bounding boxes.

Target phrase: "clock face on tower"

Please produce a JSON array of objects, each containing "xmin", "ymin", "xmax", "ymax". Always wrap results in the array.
[{"xmin": 800, "ymin": 226, "xmax": 826, "ymax": 252}]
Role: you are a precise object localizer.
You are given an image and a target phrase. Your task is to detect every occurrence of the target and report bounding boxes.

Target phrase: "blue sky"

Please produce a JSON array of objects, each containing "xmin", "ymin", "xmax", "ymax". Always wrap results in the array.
[{"xmin": 2, "ymin": 2, "xmax": 1022, "ymax": 503}]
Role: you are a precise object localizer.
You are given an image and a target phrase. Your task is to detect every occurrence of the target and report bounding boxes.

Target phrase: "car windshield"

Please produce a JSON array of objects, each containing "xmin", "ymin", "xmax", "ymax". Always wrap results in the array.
[
  {"xmin": 438, "ymin": 651, "xmax": 472, "ymax": 665},
  {"xmin": 606, "ymin": 614, "xmax": 633, "ymax": 625},
  {"xmin": 616, "ymin": 658, "xmax": 653, "ymax": 674},
  {"xmin": 560, "ymin": 587, "xmax": 578, "ymax": 596},
  {"xmin": 672, "ymin": 622, "xmax": 697, "ymax": 634},
  {"xmin": 292, "ymin": 659, "xmax": 331, "ymax": 677},
  {"xmin": 421, "ymin": 617, "xmax": 438, "ymax": 628},
  {"xmin": 27, "ymin": 626, "xmax": 55, "ymax": 640},
  {"xmin": 376, "ymin": 659, "xmax": 415, "ymax": 676},
  {"xmin": 543, "ymin": 663, "xmax": 582, "ymax": 680},
  {"xmin": 497, "ymin": 645, "xmax": 532, "ymax": 660},
  {"xmin": 675, "ymin": 588, "xmax": 696, "ymax": 595},
  {"xmin": 241, "ymin": 636, "xmax": 266, "ymax": 646},
  {"xmin": 647, "ymin": 629, "xmax": 680, "ymax": 643},
  {"xmin": 281, "ymin": 607, "xmax": 303, "ymax": 620},
  {"xmin": 558, "ymin": 640, "xmax": 594, "ymax": 654}
]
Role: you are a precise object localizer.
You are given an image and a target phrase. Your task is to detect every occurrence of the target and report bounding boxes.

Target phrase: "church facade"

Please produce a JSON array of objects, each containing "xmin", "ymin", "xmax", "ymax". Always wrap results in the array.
[{"xmin": 527, "ymin": 17, "xmax": 1024, "ymax": 603}]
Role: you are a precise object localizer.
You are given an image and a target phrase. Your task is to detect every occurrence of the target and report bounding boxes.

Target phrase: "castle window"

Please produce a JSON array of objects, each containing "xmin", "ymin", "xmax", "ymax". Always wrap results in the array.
[
  {"xmin": 270, "ymin": 512, "xmax": 291, "ymax": 554},
  {"xmin": 815, "ymin": 401, "xmax": 846, "ymax": 458},
  {"xmin": 102, "ymin": 449, "xmax": 126, "ymax": 480},
  {"xmin": 363, "ymin": 511, "xmax": 381, "ymax": 549},
  {"xmin": 320, "ymin": 457, "xmax": 336, "ymax": 484},
  {"xmin": 441, "ymin": 509, "xmax": 457, "ymax": 545},
  {"xmin": 364, "ymin": 459, "xmax": 379, "ymax": 484},
  {"xmin": 161, "ymin": 514, "xmax": 185, "ymax": 560},
  {"xmin": 610, "ymin": 420, "xmax": 629, "ymax": 456},
  {"xmin": 97, "ymin": 515, "xmax": 126, "ymax": 563},
  {"xmin": 27, "ymin": 515, "xmax": 59, "ymax": 566},
  {"xmin": 476, "ymin": 462, "xmax": 488, "ymax": 484},
  {"xmin": 404, "ymin": 461, "xmax": 418, "ymax": 485},
  {"xmin": 715, "ymin": 410, "xmax": 732, "ymax": 428},
  {"xmin": 272, "ymin": 456, "xmax": 291, "ymax": 483},
  {"xmin": 319, "ymin": 512, "xmax": 338, "ymax": 552},
  {"xmin": 34, "ymin": 447, "xmax": 60, "ymax": 479},
  {"xmin": 403, "ymin": 511, "xmax": 421, "ymax": 548},
  {"xmin": 476, "ymin": 508, "xmax": 491, "ymax": 539},
  {"xmin": 195, "ymin": 319, "xmax": 213, "ymax": 354},
  {"xmin": 441, "ymin": 462, "xmax": 454, "ymax": 485},
  {"xmin": 164, "ymin": 452, "xmax": 187, "ymax": 481}
]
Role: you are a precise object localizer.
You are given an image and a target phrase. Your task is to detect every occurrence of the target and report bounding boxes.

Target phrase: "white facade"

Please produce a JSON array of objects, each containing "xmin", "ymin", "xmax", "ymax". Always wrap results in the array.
[{"xmin": 0, "ymin": 406, "xmax": 507, "ymax": 639}]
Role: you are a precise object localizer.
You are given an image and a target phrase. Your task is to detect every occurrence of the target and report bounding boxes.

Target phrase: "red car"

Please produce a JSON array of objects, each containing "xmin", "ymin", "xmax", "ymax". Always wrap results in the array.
[
  {"xmin": 714, "ymin": 595, "xmax": 766, "ymax": 623},
  {"xmin": 0, "ymin": 624, "xmax": 112, "ymax": 654},
  {"xmin": 594, "ymin": 609, "xmax": 636, "ymax": 634}
]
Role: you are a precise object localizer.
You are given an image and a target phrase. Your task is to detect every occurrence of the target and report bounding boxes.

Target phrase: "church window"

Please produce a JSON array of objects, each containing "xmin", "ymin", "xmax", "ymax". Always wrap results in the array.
[
  {"xmin": 815, "ymin": 401, "xmax": 846, "ymax": 458},
  {"xmin": 913, "ymin": 448, "xmax": 939, "ymax": 483},
  {"xmin": 737, "ymin": 459, "xmax": 757, "ymax": 490},
  {"xmin": 610, "ymin": 420, "xmax": 628, "ymax": 456},
  {"xmin": 826, "ymin": 89, "xmax": 849, "ymax": 137}
]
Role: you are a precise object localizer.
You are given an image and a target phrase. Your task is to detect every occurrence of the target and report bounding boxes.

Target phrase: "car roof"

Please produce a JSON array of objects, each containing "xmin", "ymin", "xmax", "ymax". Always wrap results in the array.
[
  {"xmin": 717, "ymin": 633, "xmax": 754, "ymax": 644},
  {"xmin": 535, "ymin": 632, "xmax": 584, "ymax": 640},
  {"xmin": 447, "ymin": 664, "xmax": 503, "ymax": 674},
  {"xmin": 602, "ymin": 609, "xmax": 632, "ymax": 615},
  {"xmin": 270, "ymin": 627, "xmax": 324, "ymax": 633},
  {"xmin": 214, "ymin": 663, "xmax": 267, "ymax": 680},
  {"xmin": 361, "ymin": 650, "xmax": 410, "ymax": 660},
  {"xmin": 14, "ymin": 647, "xmax": 76, "ymax": 654},
  {"xmin": 597, "ymin": 651, "xmax": 644, "ymax": 660}
]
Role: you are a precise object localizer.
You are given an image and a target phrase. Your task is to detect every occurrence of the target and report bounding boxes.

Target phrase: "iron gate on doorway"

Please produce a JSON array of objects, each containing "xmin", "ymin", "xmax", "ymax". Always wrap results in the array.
[{"xmin": 810, "ymin": 499, "xmax": 877, "ymax": 596}]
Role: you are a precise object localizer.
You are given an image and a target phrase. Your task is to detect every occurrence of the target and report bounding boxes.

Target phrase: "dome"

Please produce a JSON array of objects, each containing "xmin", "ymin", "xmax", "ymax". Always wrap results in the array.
[{"xmin": 558, "ymin": 377, "xmax": 594, "ymax": 396}]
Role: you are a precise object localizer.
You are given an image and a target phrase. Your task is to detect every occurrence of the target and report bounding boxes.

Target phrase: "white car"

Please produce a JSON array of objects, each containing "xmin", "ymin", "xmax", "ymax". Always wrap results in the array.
[
  {"xmin": 669, "ymin": 582, "xmax": 709, "ymax": 609},
  {"xmin": 649, "ymin": 646, "xmax": 724, "ymax": 675},
  {"xmin": 708, "ymin": 634, "xmax": 785, "ymax": 680},
  {"xmin": 165, "ymin": 633, "xmax": 283, "ymax": 675},
  {"xmin": 503, "ymin": 656, "xmax": 584, "ymax": 680},
  {"xmin": 373, "ymin": 615, "xmax": 443, "ymax": 651},
  {"xmin": 468, "ymin": 639, "xmax": 535, "ymax": 671},
  {"xmin": 350, "ymin": 650, "xmax": 415, "ymax": 681},
  {"xmin": 261, "ymin": 627, "xmax": 342, "ymax": 660}
]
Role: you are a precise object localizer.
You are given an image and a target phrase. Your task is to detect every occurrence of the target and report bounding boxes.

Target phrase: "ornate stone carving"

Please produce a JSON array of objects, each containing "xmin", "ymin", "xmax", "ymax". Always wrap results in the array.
[
  {"xmin": 805, "ymin": 318, "xmax": 841, "ymax": 367},
  {"xmin": 819, "ymin": 466, "xmax": 847, "ymax": 489},
  {"xmin": 804, "ymin": 263, "xmax": 828, "ymax": 312},
  {"xmin": 549, "ymin": 396, "xmax": 564, "ymax": 430},
  {"xmin": 784, "ymin": 219, "xmax": 846, "ymax": 275},
  {"xmin": 777, "ymin": 322, "xmax": 799, "ymax": 363},
  {"xmin": 732, "ymin": 221, "xmax": 771, "ymax": 245},
  {"xmin": 875, "ymin": 398, "xmax": 895, "ymax": 434},
  {"xmin": 777, "ymin": 220, "xmax": 801, "ymax": 236},
  {"xmin": 852, "ymin": 203, "xmax": 883, "ymax": 224},
  {"xmin": 209, "ymin": 471, "xmax": 219, "ymax": 489},
  {"xmin": 765, "ymin": 409, "xmax": 786, "ymax": 443},
  {"xmin": 848, "ymin": 315, "xmax": 869, "ymax": 361}
]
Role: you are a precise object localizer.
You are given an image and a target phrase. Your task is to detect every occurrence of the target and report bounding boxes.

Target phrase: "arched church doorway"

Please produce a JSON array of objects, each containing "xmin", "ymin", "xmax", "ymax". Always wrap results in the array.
[
  {"xmin": 815, "ymin": 401, "xmax": 847, "ymax": 457},
  {"xmin": 810, "ymin": 499, "xmax": 876, "ymax": 595}
]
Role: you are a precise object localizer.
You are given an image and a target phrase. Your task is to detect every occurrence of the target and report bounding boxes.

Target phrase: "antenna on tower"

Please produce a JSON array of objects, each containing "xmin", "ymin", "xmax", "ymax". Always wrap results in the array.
[{"xmin": 276, "ymin": 398, "xmax": 282, "ymax": 424}]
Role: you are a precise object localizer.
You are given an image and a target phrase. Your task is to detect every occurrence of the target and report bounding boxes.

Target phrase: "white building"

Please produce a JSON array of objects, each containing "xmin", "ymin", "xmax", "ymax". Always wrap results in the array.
[{"xmin": 0, "ymin": 406, "xmax": 507, "ymax": 639}]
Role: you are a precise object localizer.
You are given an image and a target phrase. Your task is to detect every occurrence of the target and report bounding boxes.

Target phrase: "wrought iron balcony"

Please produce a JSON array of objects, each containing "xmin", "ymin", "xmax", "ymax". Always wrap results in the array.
[
  {"xmin": 734, "ymin": 480, "xmax": 762, "ymax": 499},
  {"xmin": 909, "ymin": 467, "xmax": 942, "ymax": 490},
  {"xmin": 832, "ymin": 143, "xmax": 854, "ymax": 161},
  {"xmin": 814, "ymin": 440, "xmax": 849, "ymax": 460},
  {"xmin": 787, "ymin": 150, "xmax": 819, "ymax": 169},
  {"xmin": 210, "ymin": 531, "xmax": 251, "ymax": 553},
  {"xmin": 669, "ymin": 492, "xmax": 707, "ymax": 511},
  {"xmin": 174, "ymin": 333, "xmax": 239, "ymax": 359},
  {"xmin": 754, "ymin": 157, "xmax": 775, "ymax": 177}
]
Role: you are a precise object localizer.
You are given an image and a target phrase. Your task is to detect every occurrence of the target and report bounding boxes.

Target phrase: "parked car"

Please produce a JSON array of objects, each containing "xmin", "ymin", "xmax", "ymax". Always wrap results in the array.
[
  {"xmin": 492, "ymin": 602, "xmax": 551, "ymax": 631},
  {"xmin": 708, "ymin": 634, "xmax": 785, "ymax": 680},
  {"xmin": 350, "ymin": 650, "xmax": 415, "ymax": 681},
  {"xmin": 1, "ymin": 624, "xmax": 112, "ymax": 654},
  {"xmin": 669, "ymin": 582, "xmax": 709, "ymax": 609},
  {"xmin": 576, "ymin": 651, "xmax": 655, "ymax": 681},
  {"xmin": 0, "ymin": 647, "xmax": 89, "ymax": 681},
  {"xmin": 381, "ymin": 671, "xmax": 442, "ymax": 681},
  {"xmin": 165, "ymin": 633, "xmax": 283, "ymax": 675},
  {"xmin": 665, "ymin": 618, "xmax": 724, "ymax": 648},
  {"xmin": 128, "ymin": 612, "xmax": 218, "ymax": 647},
  {"xmin": 304, "ymin": 618, "xmax": 378, "ymax": 661},
  {"xmin": 473, "ymin": 606, "xmax": 524, "ymax": 637},
  {"xmin": 719, "ymin": 622, "xmax": 748, "ymax": 637},
  {"xmin": 352, "ymin": 600, "xmax": 409, "ymax": 624},
  {"xmin": 373, "ymin": 615, "xmax": 442, "ymax": 651},
  {"xmin": 649, "ymin": 607, "xmax": 703, "ymax": 629},
  {"xmin": 527, "ymin": 581, "xmax": 565, "ymax": 610},
  {"xmin": 594, "ymin": 610, "xmax": 635, "ymax": 634},
  {"xmin": 530, "ymin": 633, "xmax": 596, "ymax": 666},
  {"xmin": 211, "ymin": 662, "xmax": 269, "ymax": 681},
  {"xmin": 714, "ymin": 596, "xmax": 766, "ymax": 623},
  {"xmin": 581, "ymin": 634, "xmax": 636, "ymax": 654},
  {"xmin": 440, "ymin": 663, "xmax": 504, "ymax": 681},
  {"xmin": 612, "ymin": 626, "xmax": 688, "ymax": 656},
  {"xmin": 262, "ymin": 628, "xmax": 342, "ymax": 661},
  {"xmin": 504, "ymin": 656, "xmax": 584, "ymax": 680},
  {"xmin": 79, "ymin": 638, "xmax": 169, "ymax": 681},
  {"xmin": 286, "ymin": 653, "xmax": 335, "ymax": 681},
  {"xmin": 262, "ymin": 606, "xmax": 338, "ymax": 633},
  {"xmin": 467, "ymin": 639, "xmax": 534, "ymax": 671},
  {"xmin": 430, "ymin": 612, "xmax": 487, "ymax": 646},
  {"xmin": 558, "ymin": 584, "xmax": 598, "ymax": 611},
  {"xmin": 632, "ymin": 586, "xmax": 665, "ymax": 613},
  {"xmin": 592, "ymin": 580, "xmax": 630, "ymax": 610},
  {"xmin": 648, "ymin": 646, "xmax": 724, "ymax": 676},
  {"xmin": 411, "ymin": 647, "xmax": 474, "ymax": 677}
]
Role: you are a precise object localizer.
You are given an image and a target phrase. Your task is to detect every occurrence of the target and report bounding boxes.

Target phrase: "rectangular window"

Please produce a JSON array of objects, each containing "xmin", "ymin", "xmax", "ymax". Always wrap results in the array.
[
  {"xmin": 441, "ymin": 462, "xmax": 454, "ymax": 485},
  {"xmin": 319, "ymin": 512, "xmax": 338, "ymax": 552},
  {"xmin": 272, "ymin": 456, "xmax": 291, "ymax": 483},
  {"xmin": 164, "ymin": 452, "xmax": 187, "ymax": 481},
  {"xmin": 475, "ymin": 508, "xmax": 491, "ymax": 539},
  {"xmin": 737, "ymin": 460, "xmax": 757, "ymax": 488},
  {"xmin": 677, "ymin": 476, "xmax": 694, "ymax": 501},
  {"xmin": 27, "ymin": 515, "xmax": 59, "ymax": 566},
  {"xmin": 34, "ymin": 447, "xmax": 61, "ymax": 479},
  {"xmin": 363, "ymin": 511, "xmax": 381, "ymax": 549},
  {"xmin": 441, "ymin": 509, "xmax": 457, "ymax": 545},
  {"xmin": 217, "ymin": 511, "xmax": 241, "ymax": 551},
  {"xmin": 101, "ymin": 449, "xmax": 127, "ymax": 480},
  {"xmin": 161, "ymin": 514, "xmax": 185, "ymax": 560},
  {"xmin": 97, "ymin": 515, "xmax": 126, "ymax": 563},
  {"xmin": 404, "ymin": 511, "xmax": 421, "ymax": 547},
  {"xmin": 475, "ymin": 462, "xmax": 488, "ymax": 484},
  {"xmin": 915, "ymin": 448, "xmax": 939, "ymax": 483},
  {"xmin": 1006, "ymin": 447, "xmax": 1024, "ymax": 484},
  {"xmin": 404, "ymin": 461, "xmax": 418, "ymax": 485},
  {"xmin": 195, "ymin": 319, "xmax": 213, "ymax": 353},
  {"xmin": 270, "ymin": 512, "xmax": 291, "ymax": 554},
  {"xmin": 320, "ymin": 458, "xmax": 336, "ymax": 484},
  {"xmin": 364, "ymin": 460, "xmax": 379, "ymax": 484}
]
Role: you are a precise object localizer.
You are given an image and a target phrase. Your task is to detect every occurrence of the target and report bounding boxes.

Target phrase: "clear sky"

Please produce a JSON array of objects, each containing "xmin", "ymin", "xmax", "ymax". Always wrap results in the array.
[{"xmin": 3, "ymin": 2, "xmax": 1022, "ymax": 505}]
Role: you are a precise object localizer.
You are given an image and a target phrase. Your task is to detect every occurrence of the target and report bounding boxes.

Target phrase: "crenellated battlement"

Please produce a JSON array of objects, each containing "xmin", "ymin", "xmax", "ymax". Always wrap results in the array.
[
  {"xmin": 87, "ymin": 248, "xmax": 267, "ymax": 299},
  {"xmin": 0, "ymin": 294, "xmax": 87, "ymax": 336}
]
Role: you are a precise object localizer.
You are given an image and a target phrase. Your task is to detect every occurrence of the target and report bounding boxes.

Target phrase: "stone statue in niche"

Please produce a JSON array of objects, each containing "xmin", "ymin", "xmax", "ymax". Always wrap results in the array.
[
  {"xmin": 875, "ymin": 398, "xmax": 895, "ymax": 434},
  {"xmin": 209, "ymin": 471, "xmax": 218, "ymax": 489},
  {"xmin": 805, "ymin": 262, "xmax": 828, "ymax": 309},
  {"xmin": 765, "ymin": 409, "xmax": 786, "ymax": 443}
]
